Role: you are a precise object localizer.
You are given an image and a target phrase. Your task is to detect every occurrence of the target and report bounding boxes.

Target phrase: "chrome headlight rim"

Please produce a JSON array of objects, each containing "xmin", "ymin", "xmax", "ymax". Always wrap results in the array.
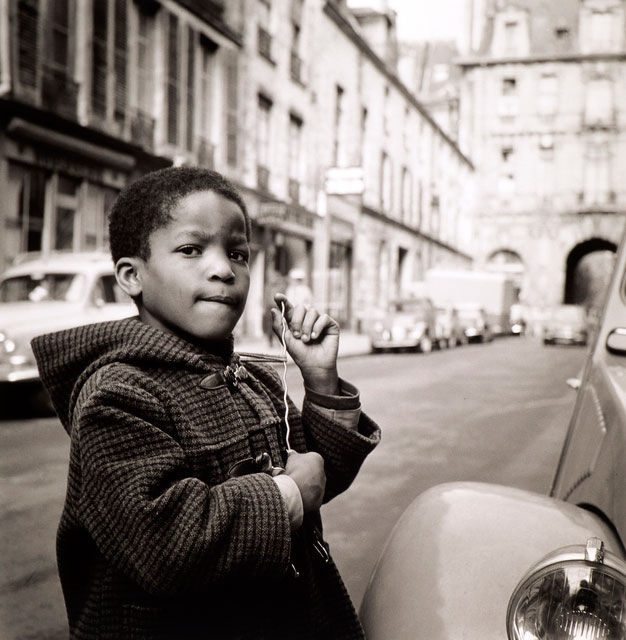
[{"xmin": 507, "ymin": 537, "xmax": 626, "ymax": 640}]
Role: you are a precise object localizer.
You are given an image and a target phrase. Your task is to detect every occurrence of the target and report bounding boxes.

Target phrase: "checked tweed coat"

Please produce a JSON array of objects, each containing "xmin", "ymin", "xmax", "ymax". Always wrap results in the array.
[{"xmin": 32, "ymin": 317, "xmax": 380, "ymax": 639}]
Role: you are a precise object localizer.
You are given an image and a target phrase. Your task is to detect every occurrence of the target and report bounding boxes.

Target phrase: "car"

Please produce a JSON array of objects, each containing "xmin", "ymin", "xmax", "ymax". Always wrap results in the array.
[
  {"xmin": 368, "ymin": 297, "xmax": 437, "ymax": 353},
  {"xmin": 360, "ymin": 224, "xmax": 626, "ymax": 639},
  {"xmin": 0, "ymin": 252, "xmax": 135, "ymax": 387},
  {"xmin": 455, "ymin": 303, "xmax": 493, "ymax": 343},
  {"xmin": 542, "ymin": 304, "xmax": 588, "ymax": 346},
  {"xmin": 434, "ymin": 305, "xmax": 466, "ymax": 348}
]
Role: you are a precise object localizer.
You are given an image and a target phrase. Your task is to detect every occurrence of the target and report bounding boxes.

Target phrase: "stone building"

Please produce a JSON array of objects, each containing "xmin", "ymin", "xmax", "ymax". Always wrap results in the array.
[
  {"xmin": 0, "ymin": 0, "xmax": 475, "ymax": 338},
  {"xmin": 457, "ymin": 0, "xmax": 626, "ymax": 312}
]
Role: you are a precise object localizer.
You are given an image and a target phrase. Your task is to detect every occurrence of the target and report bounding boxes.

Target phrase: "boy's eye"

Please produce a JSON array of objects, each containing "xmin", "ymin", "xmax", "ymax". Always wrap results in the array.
[
  {"xmin": 178, "ymin": 245, "xmax": 201, "ymax": 256},
  {"xmin": 229, "ymin": 250, "xmax": 249, "ymax": 263}
]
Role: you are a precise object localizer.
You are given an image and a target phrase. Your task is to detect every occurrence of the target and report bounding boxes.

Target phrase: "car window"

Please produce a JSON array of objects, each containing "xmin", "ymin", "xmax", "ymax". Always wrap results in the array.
[
  {"xmin": 0, "ymin": 273, "xmax": 85, "ymax": 302},
  {"xmin": 91, "ymin": 275, "xmax": 131, "ymax": 305}
]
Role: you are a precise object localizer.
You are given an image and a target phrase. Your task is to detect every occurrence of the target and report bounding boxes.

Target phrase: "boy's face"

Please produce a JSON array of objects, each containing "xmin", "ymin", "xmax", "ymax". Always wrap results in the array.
[{"xmin": 126, "ymin": 190, "xmax": 250, "ymax": 344}]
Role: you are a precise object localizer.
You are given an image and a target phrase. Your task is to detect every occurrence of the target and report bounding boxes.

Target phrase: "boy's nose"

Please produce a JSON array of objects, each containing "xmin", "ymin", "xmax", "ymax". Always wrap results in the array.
[{"xmin": 205, "ymin": 252, "xmax": 235, "ymax": 281}]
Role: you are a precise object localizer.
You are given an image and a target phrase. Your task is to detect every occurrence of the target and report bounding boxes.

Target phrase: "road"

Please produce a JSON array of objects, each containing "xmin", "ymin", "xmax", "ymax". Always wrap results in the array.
[{"xmin": 0, "ymin": 336, "xmax": 586, "ymax": 639}]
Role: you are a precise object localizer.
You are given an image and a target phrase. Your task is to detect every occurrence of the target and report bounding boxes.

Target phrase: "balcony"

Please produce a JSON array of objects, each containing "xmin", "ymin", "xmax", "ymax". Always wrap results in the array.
[
  {"xmin": 257, "ymin": 165, "xmax": 270, "ymax": 192},
  {"xmin": 197, "ymin": 137, "xmax": 215, "ymax": 169},
  {"xmin": 130, "ymin": 110, "xmax": 155, "ymax": 151},
  {"xmin": 41, "ymin": 65, "xmax": 78, "ymax": 119}
]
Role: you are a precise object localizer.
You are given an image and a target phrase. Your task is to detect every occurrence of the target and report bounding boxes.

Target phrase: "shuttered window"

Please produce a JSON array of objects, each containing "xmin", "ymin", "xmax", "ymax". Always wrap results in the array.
[
  {"xmin": 225, "ymin": 50, "xmax": 238, "ymax": 166},
  {"xmin": 166, "ymin": 13, "xmax": 180, "ymax": 145},
  {"xmin": 186, "ymin": 27, "xmax": 195, "ymax": 151},
  {"xmin": 91, "ymin": 0, "xmax": 108, "ymax": 117},
  {"xmin": 50, "ymin": 0, "xmax": 70, "ymax": 72},
  {"xmin": 113, "ymin": 0, "xmax": 127, "ymax": 123},
  {"xmin": 17, "ymin": 0, "xmax": 39, "ymax": 89}
]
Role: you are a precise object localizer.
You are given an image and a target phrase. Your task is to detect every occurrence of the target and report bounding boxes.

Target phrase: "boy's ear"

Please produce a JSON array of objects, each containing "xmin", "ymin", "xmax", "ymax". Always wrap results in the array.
[{"xmin": 115, "ymin": 257, "xmax": 143, "ymax": 298}]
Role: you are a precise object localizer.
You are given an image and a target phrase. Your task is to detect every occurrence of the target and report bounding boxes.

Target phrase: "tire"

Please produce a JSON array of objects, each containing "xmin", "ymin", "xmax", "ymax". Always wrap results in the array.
[
  {"xmin": 419, "ymin": 335, "xmax": 433, "ymax": 353},
  {"xmin": 448, "ymin": 336, "xmax": 457, "ymax": 348}
]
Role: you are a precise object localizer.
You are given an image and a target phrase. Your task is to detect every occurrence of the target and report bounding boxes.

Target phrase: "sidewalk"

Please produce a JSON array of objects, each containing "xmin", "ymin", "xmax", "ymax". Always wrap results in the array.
[{"xmin": 235, "ymin": 331, "xmax": 372, "ymax": 360}]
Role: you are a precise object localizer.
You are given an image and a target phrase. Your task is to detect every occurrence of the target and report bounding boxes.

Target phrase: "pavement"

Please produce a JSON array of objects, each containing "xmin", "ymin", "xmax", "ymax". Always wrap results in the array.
[{"xmin": 235, "ymin": 331, "xmax": 372, "ymax": 360}]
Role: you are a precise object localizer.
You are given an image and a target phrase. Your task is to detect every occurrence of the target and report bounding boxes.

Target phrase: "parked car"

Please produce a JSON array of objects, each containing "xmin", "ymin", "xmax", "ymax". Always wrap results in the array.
[
  {"xmin": 0, "ymin": 252, "xmax": 135, "ymax": 387},
  {"xmin": 368, "ymin": 297, "xmax": 437, "ymax": 353},
  {"xmin": 542, "ymin": 304, "xmax": 588, "ymax": 346},
  {"xmin": 456, "ymin": 303, "xmax": 493, "ymax": 343},
  {"xmin": 360, "ymin": 225, "xmax": 626, "ymax": 639},
  {"xmin": 434, "ymin": 305, "xmax": 466, "ymax": 348}
]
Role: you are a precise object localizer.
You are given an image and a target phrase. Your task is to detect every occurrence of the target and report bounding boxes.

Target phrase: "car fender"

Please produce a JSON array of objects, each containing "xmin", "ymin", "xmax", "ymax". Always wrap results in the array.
[{"xmin": 359, "ymin": 481, "xmax": 624, "ymax": 640}]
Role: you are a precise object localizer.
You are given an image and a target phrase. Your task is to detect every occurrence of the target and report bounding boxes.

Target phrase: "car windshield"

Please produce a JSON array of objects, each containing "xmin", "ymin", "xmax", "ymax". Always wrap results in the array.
[
  {"xmin": 550, "ymin": 306, "xmax": 585, "ymax": 322},
  {"xmin": 0, "ymin": 273, "xmax": 85, "ymax": 303}
]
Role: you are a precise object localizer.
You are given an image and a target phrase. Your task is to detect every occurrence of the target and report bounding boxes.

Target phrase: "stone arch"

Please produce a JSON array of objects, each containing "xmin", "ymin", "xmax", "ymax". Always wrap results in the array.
[{"xmin": 564, "ymin": 237, "xmax": 617, "ymax": 309}]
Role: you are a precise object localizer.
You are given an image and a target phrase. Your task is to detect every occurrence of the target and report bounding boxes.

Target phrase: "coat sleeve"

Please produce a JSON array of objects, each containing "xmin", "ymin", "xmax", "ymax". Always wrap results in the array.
[{"xmin": 74, "ymin": 376, "xmax": 292, "ymax": 597}]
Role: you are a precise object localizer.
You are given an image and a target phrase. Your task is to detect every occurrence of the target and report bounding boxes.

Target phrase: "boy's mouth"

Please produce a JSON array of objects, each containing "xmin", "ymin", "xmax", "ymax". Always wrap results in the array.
[{"xmin": 203, "ymin": 295, "xmax": 237, "ymax": 306}]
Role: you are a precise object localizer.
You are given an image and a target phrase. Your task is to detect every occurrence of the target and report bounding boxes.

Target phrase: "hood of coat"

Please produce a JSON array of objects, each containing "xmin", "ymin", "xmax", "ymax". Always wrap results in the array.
[{"xmin": 31, "ymin": 317, "xmax": 235, "ymax": 433}]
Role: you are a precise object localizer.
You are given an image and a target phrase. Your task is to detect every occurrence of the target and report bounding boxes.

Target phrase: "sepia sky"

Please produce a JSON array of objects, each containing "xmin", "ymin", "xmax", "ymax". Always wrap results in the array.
[{"xmin": 388, "ymin": 0, "xmax": 467, "ymax": 44}]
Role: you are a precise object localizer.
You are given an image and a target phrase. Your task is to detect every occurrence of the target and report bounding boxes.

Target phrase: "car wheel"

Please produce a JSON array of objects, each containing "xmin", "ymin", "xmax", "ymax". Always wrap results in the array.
[
  {"xmin": 419, "ymin": 335, "xmax": 433, "ymax": 353},
  {"xmin": 448, "ymin": 336, "xmax": 457, "ymax": 348}
]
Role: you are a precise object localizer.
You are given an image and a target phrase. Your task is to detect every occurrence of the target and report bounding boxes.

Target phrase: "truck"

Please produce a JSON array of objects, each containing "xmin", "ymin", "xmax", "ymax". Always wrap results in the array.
[{"xmin": 423, "ymin": 268, "xmax": 517, "ymax": 336}]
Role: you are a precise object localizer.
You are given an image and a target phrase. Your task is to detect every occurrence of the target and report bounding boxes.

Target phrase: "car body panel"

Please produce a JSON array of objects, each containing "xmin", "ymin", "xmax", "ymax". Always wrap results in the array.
[
  {"xmin": 455, "ymin": 303, "xmax": 493, "ymax": 343},
  {"xmin": 552, "ymin": 231, "xmax": 626, "ymax": 544},
  {"xmin": 360, "ymin": 482, "xmax": 625, "ymax": 640},
  {"xmin": 0, "ymin": 252, "xmax": 136, "ymax": 383}
]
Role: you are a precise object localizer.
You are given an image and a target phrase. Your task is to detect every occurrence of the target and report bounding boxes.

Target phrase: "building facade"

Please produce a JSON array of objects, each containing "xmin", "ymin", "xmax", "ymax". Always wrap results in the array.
[
  {"xmin": 458, "ymin": 0, "xmax": 626, "ymax": 312},
  {"xmin": 0, "ymin": 0, "xmax": 475, "ymax": 338}
]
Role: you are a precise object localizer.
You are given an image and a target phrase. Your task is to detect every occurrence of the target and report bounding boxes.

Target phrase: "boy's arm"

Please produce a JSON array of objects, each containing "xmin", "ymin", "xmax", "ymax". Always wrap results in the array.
[{"xmin": 76, "ymin": 379, "xmax": 292, "ymax": 597}]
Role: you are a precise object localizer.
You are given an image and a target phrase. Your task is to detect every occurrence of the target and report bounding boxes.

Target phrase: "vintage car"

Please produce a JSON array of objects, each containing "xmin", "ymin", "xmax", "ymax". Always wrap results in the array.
[
  {"xmin": 368, "ymin": 297, "xmax": 438, "ymax": 353},
  {"xmin": 434, "ymin": 305, "xmax": 467, "ymax": 348},
  {"xmin": 0, "ymin": 252, "xmax": 135, "ymax": 387},
  {"xmin": 360, "ymin": 226, "xmax": 626, "ymax": 638},
  {"xmin": 456, "ymin": 302, "xmax": 494, "ymax": 343},
  {"xmin": 543, "ymin": 304, "xmax": 589, "ymax": 346}
]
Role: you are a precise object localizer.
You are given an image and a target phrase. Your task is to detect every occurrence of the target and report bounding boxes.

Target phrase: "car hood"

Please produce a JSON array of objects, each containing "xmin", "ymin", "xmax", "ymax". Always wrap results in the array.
[
  {"xmin": 360, "ymin": 482, "xmax": 624, "ymax": 640},
  {"xmin": 0, "ymin": 301, "xmax": 136, "ymax": 347}
]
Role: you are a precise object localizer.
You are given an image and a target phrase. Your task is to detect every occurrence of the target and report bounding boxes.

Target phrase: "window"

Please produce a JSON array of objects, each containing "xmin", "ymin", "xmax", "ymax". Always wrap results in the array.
[
  {"xmin": 383, "ymin": 85, "xmax": 390, "ymax": 135},
  {"xmin": 17, "ymin": 0, "xmax": 39, "ymax": 89},
  {"xmin": 257, "ymin": 0, "xmax": 272, "ymax": 61},
  {"xmin": 504, "ymin": 21, "xmax": 519, "ymax": 55},
  {"xmin": 381, "ymin": 152, "xmax": 392, "ymax": 213},
  {"xmin": 7, "ymin": 163, "xmax": 46, "ymax": 255},
  {"xmin": 91, "ymin": 0, "xmax": 127, "ymax": 123},
  {"xmin": 136, "ymin": 7, "xmax": 155, "ymax": 113},
  {"xmin": 198, "ymin": 34, "xmax": 217, "ymax": 167},
  {"xmin": 166, "ymin": 13, "xmax": 180, "ymax": 144},
  {"xmin": 257, "ymin": 94, "xmax": 272, "ymax": 190},
  {"xmin": 225, "ymin": 50, "xmax": 238, "ymax": 166},
  {"xmin": 186, "ymin": 27, "xmax": 195, "ymax": 152},
  {"xmin": 502, "ymin": 77, "xmax": 517, "ymax": 95},
  {"xmin": 585, "ymin": 78, "xmax": 613, "ymax": 127},
  {"xmin": 500, "ymin": 77, "xmax": 518, "ymax": 116},
  {"xmin": 590, "ymin": 11, "xmax": 613, "ymax": 51},
  {"xmin": 538, "ymin": 73, "xmax": 558, "ymax": 116},
  {"xmin": 401, "ymin": 168, "xmax": 412, "ymax": 224},
  {"xmin": 360, "ymin": 106, "xmax": 368, "ymax": 165},
  {"xmin": 288, "ymin": 114, "xmax": 302, "ymax": 203},
  {"xmin": 539, "ymin": 135, "xmax": 554, "ymax": 162},
  {"xmin": 333, "ymin": 85, "xmax": 344, "ymax": 166},
  {"xmin": 583, "ymin": 140, "xmax": 611, "ymax": 205}
]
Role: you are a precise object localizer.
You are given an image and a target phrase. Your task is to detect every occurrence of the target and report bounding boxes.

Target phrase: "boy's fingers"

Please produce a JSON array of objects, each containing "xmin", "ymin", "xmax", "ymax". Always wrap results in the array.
[
  {"xmin": 289, "ymin": 305, "xmax": 307, "ymax": 337},
  {"xmin": 300, "ymin": 309, "xmax": 320, "ymax": 341},
  {"xmin": 309, "ymin": 314, "xmax": 335, "ymax": 340}
]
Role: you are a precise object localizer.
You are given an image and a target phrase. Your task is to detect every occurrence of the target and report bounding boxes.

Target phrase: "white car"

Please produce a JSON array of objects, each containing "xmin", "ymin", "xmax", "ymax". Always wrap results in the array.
[{"xmin": 0, "ymin": 252, "xmax": 135, "ymax": 386}]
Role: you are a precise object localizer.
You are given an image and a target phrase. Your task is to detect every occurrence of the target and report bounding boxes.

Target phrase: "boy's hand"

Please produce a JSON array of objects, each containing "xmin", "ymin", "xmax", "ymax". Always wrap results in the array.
[
  {"xmin": 284, "ymin": 451, "xmax": 326, "ymax": 513},
  {"xmin": 271, "ymin": 293, "xmax": 340, "ymax": 395}
]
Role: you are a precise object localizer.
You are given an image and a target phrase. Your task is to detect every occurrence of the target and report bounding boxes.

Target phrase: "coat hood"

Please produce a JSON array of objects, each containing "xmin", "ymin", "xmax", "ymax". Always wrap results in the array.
[{"xmin": 31, "ymin": 317, "xmax": 235, "ymax": 433}]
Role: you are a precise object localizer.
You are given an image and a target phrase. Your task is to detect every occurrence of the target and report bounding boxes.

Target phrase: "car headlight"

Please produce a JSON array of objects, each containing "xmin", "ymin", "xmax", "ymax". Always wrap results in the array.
[{"xmin": 507, "ymin": 538, "xmax": 626, "ymax": 639}]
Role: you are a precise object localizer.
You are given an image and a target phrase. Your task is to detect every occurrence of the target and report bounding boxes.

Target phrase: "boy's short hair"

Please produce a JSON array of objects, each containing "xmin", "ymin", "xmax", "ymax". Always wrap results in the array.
[{"xmin": 109, "ymin": 166, "xmax": 251, "ymax": 264}]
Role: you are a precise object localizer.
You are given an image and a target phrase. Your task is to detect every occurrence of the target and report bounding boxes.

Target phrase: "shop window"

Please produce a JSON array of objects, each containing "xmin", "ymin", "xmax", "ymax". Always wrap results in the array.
[
  {"xmin": 328, "ymin": 241, "xmax": 351, "ymax": 326},
  {"xmin": 54, "ymin": 175, "xmax": 80, "ymax": 251},
  {"xmin": 8, "ymin": 163, "xmax": 47, "ymax": 256}
]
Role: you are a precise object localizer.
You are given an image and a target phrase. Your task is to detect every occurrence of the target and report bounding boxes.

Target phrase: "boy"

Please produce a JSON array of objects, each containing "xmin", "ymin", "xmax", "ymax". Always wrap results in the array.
[{"xmin": 32, "ymin": 167, "xmax": 380, "ymax": 639}]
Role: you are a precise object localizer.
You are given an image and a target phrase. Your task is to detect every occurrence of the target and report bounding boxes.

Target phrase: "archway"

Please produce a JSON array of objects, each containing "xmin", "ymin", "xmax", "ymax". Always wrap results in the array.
[{"xmin": 564, "ymin": 238, "xmax": 617, "ymax": 310}]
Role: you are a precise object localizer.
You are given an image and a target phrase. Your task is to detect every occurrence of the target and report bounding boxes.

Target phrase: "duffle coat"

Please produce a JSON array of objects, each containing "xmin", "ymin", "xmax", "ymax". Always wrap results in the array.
[{"xmin": 32, "ymin": 317, "xmax": 380, "ymax": 639}]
